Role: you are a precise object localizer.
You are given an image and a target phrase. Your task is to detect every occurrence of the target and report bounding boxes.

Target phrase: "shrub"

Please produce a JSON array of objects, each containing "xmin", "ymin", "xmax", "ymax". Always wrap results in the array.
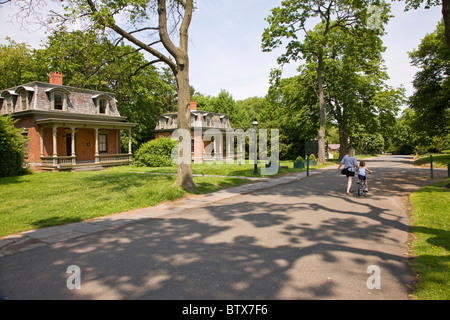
[
  {"xmin": 295, "ymin": 156, "xmax": 304, "ymax": 163},
  {"xmin": 134, "ymin": 136, "xmax": 178, "ymax": 167},
  {"xmin": 0, "ymin": 115, "xmax": 26, "ymax": 178},
  {"xmin": 309, "ymin": 154, "xmax": 316, "ymax": 161}
]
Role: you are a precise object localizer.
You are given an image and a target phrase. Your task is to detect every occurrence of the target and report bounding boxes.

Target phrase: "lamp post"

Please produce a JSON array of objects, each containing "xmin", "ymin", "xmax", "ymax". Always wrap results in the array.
[{"xmin": 252, "ymin": 118, "xmax": 258, "ymax": 175}]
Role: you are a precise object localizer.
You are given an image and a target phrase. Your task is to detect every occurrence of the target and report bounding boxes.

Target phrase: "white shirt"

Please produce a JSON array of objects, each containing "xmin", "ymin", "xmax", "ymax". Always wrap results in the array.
[{"xmin": 358, "ymin": 167, "xmax": 366, "ymax": 176}]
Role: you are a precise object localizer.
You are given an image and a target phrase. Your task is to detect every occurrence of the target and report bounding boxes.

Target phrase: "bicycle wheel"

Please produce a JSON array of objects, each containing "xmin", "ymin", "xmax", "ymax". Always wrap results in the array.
[{"xmin": 357, "ymin": 180, "xmax": 363, "ymax": 196}]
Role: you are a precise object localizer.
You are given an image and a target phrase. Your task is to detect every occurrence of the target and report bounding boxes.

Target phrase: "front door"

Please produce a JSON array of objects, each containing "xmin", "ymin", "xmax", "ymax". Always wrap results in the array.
[{"xmin": 66, "ymin": 133, "xmax": 72, "ymax": 156}]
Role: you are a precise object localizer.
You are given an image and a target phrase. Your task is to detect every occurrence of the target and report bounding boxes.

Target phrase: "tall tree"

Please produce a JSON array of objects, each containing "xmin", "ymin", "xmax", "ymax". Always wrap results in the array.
[
  {"xmin": 262, "ymin": 0, "xmax": 390, "ymax": 163},
  {"xmin": 261, "ymin": 72, "xmax": 320, "ymax": 160},
  {"xmin": 307, "ymin": 17, "xmax": 404, "ymax": 156},
  {"xmin": 0, "ymin": 38, "xmax": 35, "ymax": 88},
  {"xmin": 408, "ymin": 19, "xmax": 450, "ymax": 146}
]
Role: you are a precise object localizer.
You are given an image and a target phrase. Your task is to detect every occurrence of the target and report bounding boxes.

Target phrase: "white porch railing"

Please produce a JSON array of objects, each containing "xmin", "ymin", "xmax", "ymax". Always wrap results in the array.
[
  {"xmin": 41, "ymin": 154, "xmax": 132, "ymax": 169},
  {"xmin": 97, "ymin": 153, "xmax": 132, "ymax": 163},
  {"xmin": 41, "ymin": 156, "xmax": 75, "ymax": 166}
]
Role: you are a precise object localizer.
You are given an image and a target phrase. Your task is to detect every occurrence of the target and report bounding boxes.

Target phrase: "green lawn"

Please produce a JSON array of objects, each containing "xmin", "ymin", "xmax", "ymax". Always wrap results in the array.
[
  {"xmin": 109, "ymin": 159, "xmax": 341, "ymax": 176},
  {"xmin": 409, "ymin": 178, "xmax": 450, "ymax": 300},
  {"xmin": 414, "ymin": 154, "xmax": 450, "ymax": 168},
  {"xmin": 0, "ymin": 170, "xmax": 247, "ymax": 238}
]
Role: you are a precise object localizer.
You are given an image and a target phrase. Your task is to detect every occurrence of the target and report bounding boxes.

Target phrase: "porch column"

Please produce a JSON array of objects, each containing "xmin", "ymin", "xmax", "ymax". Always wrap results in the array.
[
  {"xmin": 52, "ymin": 126, "xmax": 58, "ymax": 165},
  {"xmin": 94, "ymin": 128, "xmax": 99, "ymax": 163},
  {"xmin": 128, "ymin": 129, "xmax": 132, "ymax": 161},
  {"xmin": 71, "ymin": 127, "xmax": 76, "ymax": 165},
  {"xmin": 128, "ymin": 129, "xmax": 132, "ymax": 154},
  {"xmin": 40, "ymin": 127, "xmax": 44, "ymax": 158},
  {"xmin": 115, "ymin": 130, "xmax": 119, "ymax": 154}
]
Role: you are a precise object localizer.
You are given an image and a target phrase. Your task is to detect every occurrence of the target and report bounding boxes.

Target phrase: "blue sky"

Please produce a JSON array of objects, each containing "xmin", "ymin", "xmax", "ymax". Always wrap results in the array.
[{"xmin": 0, "ymin": 0, "xmax": 444, "ymax": 103}]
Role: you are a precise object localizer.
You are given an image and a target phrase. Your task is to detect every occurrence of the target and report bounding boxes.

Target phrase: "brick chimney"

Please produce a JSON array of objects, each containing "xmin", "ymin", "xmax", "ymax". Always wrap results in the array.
[
  {"xmin": 49, "ymin": 72, "xmax": 63, "ymax": 86},
  {"xmin": 190, "ymin": 101, "xmax": 197, "ymax": 111}
]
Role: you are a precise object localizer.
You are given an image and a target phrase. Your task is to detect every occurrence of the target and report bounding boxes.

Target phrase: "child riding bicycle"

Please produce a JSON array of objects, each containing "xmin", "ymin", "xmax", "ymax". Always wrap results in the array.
[{"xmin": 358, "ymin": 161, "xmax": 372, "ymax": 192}]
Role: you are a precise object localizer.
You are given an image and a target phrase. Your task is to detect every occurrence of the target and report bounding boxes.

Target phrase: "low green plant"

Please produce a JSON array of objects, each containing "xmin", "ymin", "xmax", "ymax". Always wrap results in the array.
[
  {"xmin": 295, "ymin": 156, "xmax": 304, "ymax": 163},
  {"xmin": 134, "ymin": 136, "xmax": 177, "ymax": 167}
]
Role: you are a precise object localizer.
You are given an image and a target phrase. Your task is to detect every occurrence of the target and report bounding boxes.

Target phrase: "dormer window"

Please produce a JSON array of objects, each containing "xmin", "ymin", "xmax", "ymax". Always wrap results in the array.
[
  {"xmin": 99, "ymin": 99, "xmax": 107, "ymax": 114},
  {"xmin": 54, "ymin": 93, "xmax": 64, "ymax": 110},
  {"xmin": 221, "ymin": 117, "xmax": 227, "ymax": 127},
  {"xmin": 15, "ymin": 86, "xmax": 34, "ymax": 111},
  {"xmin": 0, "ymin": 91, "xmax": 18, "ymax": 113},
  {"xmin": 20, "ymin": 92, "xmax": 28, "ymax": 110},
  {"xmin": 92, "ymin": 94, "xmax": 113, "ymax": 115},
  {"xmin": 6, "ymin": 95, "xmax": 15, "ymax": 113},
  {"xmin": 205, "ymin": 116, "xmax": 212, "ymax": 127},
  {"xmin": 46, "ymin": 87, "xmax": 70, "ymax": 111}
]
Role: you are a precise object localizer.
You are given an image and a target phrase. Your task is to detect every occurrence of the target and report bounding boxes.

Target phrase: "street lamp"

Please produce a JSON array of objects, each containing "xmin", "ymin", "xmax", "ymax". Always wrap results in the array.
[{"xmin": 252, "ymin": 118, "xmax": 258, "ymax": 175}]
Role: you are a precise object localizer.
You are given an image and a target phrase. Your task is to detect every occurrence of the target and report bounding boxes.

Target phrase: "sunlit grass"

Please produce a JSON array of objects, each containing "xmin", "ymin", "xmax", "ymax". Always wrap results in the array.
[
  {"xmin": 409, "ymin": 178, "xmax": 450, "ymax": 300},
  {"xmin": 0, "ymin": 170, "xmax": 246, "ymax": 237}
]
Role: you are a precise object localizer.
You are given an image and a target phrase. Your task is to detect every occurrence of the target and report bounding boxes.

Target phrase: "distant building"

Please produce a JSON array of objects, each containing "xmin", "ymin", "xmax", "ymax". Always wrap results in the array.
[
  {"xmin": 0, "ymin": 72, "xmax": 136, "ymax": 171},
  {"xmin": 154, "ymin": 101, "xmax": 232, "ymax": 162},
  {"xmin": 328, "ymin": 144, "xmax": 340, "ymax": 153}
]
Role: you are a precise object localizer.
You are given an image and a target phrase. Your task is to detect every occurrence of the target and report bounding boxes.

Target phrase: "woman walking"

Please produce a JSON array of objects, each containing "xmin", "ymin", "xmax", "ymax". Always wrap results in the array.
[{"xmin": 337, "ymin": 148, "xmax": 359, "ymax": 195}]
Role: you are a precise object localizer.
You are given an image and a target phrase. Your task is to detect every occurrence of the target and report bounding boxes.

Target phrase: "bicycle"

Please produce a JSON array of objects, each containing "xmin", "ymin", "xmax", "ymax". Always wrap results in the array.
[{"xmin": 356, "ymin": 172, "xmax": 372, "ymax": 197}]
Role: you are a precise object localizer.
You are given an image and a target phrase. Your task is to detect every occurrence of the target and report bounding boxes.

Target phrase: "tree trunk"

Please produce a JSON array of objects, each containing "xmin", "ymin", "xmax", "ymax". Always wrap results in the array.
[
  {"xmin": 338, "ymin": 127, "xmax": 347, "ymax": 161},
  {"xmin": 174, "ymin": 64, "xmax": 195, "ymax": 191},
  {"xmin": 317, "ymin": 54, "xmax": 327, "ymax": 163},
  {"xmin": 443, "ymin": 0, "xmax": 450, "ymax": 53},
  {"xmin": 334, "ymin": 100, "xmax": 347, "ymax": 161},
  {"xmin": 157, "ymin": 0, "xmax": 195, "ymax": 191}
]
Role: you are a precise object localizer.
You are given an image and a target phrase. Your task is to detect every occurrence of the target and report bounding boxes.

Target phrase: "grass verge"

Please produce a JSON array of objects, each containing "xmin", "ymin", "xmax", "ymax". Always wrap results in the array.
[
  {"xmin": 109, "ymin": 159, "xmax": 341, "ymax": 176},
  {"xmin": 414, "ymin": 154, "xmax": 450, "ymax": 168},
  {"xmin": 409, "ymin": 177, "xmax": 450, "ymax": 300},
  {"xmin": 0, "ymin": 170, "xmax": 247, "ymax": 238}
]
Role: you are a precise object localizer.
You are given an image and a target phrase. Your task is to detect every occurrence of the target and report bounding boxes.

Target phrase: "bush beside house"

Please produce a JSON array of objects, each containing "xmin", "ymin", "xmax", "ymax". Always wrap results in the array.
[
  {"xmin": 134, "ymin": 136, "xmax": 178, "ymax": 167},
  {"xmin": 0, "ymin": 115, "xmax": 27, "ymax": 178}
]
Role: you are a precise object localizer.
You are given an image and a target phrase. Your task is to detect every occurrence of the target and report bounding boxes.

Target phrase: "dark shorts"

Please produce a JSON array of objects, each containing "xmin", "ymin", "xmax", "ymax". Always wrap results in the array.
[
  {"xmin": 358, "ymin": 174, "xmax": 366, "ymax": 180},
  {"xmin": 346, "ymin": 170, "xmax": 355, "ymax": 177}
]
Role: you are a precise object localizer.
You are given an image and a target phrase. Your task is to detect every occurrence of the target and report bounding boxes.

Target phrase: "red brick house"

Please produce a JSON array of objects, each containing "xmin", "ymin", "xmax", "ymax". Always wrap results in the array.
[
  {"xmin": 154, "ymin": 101, "xmax": 232, "ymax": 163},
  {"xmin": 0, "ymin": 73, "xmax": 136, "ymax": 171}
]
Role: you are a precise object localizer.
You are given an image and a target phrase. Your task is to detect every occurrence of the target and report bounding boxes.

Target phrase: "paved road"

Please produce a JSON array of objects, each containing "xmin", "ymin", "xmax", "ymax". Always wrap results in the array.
[{"xmin": 0, "ymin": 155, "xmax": 447, "ymax": 300}]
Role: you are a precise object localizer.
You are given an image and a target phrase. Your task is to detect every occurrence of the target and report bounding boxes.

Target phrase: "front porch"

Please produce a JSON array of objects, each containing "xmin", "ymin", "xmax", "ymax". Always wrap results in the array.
[{"xmin": 36, "ymin": 117, "xmax": 135, "ymax": 172}]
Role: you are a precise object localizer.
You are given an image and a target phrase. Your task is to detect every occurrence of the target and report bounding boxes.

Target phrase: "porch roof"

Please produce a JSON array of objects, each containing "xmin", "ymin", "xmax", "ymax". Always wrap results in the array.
[
  {"xmin": 11, "ymin": 109, "xmax": 136, "ymax": 129},
  {"xmin": 36, "ymin": 117, "xmax": 136, "ymax": 129}
]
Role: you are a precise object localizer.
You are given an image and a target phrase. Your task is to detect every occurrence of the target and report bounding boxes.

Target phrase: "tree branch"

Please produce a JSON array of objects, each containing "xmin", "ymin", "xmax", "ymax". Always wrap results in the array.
[
  {"xmin": 175, "ymin": 0, "xmax": 187, "ymax": 8},
  {"xmin": 85, "ymin": 0, "xmax": 176, "ymax": 72},
  {"xmin": 131, "ymin": 59, "xmax": 162, "ymax": 77},
  {"xmin": 158, "ymin": 0, "xmax": 182, "ymax": 64},
  {"xmin": 179, "ymin": 0, "xmax": 193, "ymax": 52}
]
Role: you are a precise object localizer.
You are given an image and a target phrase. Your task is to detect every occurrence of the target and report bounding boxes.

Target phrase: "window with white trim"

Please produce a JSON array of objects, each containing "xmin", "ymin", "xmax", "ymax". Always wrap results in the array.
[
  {"xmin": 93, "ymin": 96, "xmax": 111, "ymax": 114},
  {"xmin": 20, "ymin": 91, "xmax": 28, "ymax": 110},
  {"xmin": 99, "ymin": 99, "xmax": 108, "ymax": 114},
  {"xmin": 99, "ymin": 134, "xmax": 107, "ymax": 153},
  {"xmin": 50, "ymin": 91, "xmax": 68, "ymax": 111}
]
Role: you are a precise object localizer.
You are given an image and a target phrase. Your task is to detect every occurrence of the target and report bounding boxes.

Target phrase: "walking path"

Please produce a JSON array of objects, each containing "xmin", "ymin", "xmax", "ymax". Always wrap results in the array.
[{"xmin": 0, "ymin": 155, "xmax": 447, "ymax": 300}]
